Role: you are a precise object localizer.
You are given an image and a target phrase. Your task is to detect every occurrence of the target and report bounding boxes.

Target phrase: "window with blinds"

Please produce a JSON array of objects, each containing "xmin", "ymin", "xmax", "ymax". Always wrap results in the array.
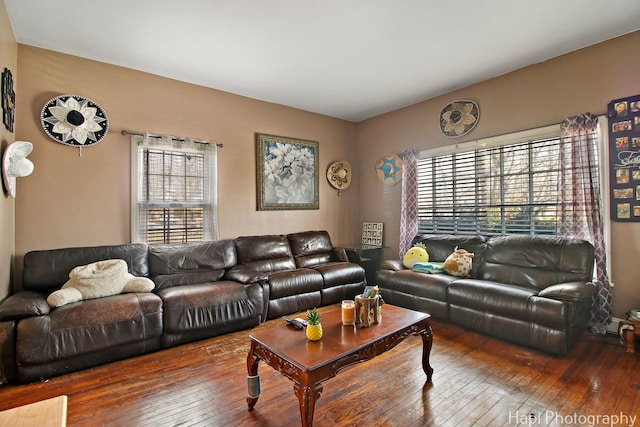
[
  {"xmin": 142, "ymin": 149, "xmax": 207, "ymax": 244},
  {"xmin": 132, "ymin": 135, "xmax": 216, "ymax": 244},
  {"xmin": 418, "ymin": 134, "xmax": 565, "ymax": 236}
]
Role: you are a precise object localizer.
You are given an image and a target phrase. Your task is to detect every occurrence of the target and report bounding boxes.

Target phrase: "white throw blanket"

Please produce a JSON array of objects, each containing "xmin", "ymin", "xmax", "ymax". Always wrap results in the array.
[{"xmin": 47, "ymin": 259, "xmax": 155, "ymax": 308}]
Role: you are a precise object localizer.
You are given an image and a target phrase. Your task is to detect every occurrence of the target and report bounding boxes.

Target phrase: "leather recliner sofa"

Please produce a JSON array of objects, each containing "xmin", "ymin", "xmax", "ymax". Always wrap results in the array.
[
  {"xmin": 377, "ymin": 234, "xmax": 596, "ymax": 355},
  {"xmin": 232, "ymin": 231, "xmax": 366, "ymax": 319},
  {"xmin": 0, "ymin": 230, "xmax": 364, "ymax": 383}
]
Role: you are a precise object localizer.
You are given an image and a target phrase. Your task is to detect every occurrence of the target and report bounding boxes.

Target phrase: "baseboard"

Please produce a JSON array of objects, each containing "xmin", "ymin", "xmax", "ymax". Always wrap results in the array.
[{"xmin": 605, "ymin": 316, "xmax": 626, "ymax": 335}]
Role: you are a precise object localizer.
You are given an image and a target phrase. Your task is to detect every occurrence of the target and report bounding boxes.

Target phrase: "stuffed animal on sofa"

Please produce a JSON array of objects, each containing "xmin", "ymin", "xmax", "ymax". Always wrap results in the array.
[
  {"xmin": 443, "ymin": 247, "xmax": 474, "ymax": 278},
  {"xmin": 402, "ymin": 242, "xmax": 429, "ymax": 268},
  {"xmin": 47, "ymin": 259, "xmax": 155, "ymax": 308}
]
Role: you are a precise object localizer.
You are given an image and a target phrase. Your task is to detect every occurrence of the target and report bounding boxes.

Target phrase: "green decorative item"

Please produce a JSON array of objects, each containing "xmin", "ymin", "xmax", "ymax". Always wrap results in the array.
[
  {"xmin": 305, "ymin": 308, "xmax": 322, "ymax": 341},
  {"xmin": 412, "ymin": 262, "xmax": 445, "ymax": 274}
]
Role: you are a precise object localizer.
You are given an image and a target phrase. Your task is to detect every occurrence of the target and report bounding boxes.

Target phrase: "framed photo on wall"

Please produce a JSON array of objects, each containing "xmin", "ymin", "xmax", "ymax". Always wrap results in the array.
[
  {"xmin": 256, "ymin": 133, "xmax": 319, "ymax": 210},
  {"xmin": 361, "ymin": 222, "xmax": 383, "ymax": 246},
  {"xmin": 608, "ymin": 94, "xmax": 640, "ymax": 221}
]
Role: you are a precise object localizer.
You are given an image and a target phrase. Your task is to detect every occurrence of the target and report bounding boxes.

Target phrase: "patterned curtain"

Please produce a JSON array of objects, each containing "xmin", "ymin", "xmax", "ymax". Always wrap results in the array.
[
  {"xmin": 558, "ymin": 113, "xmax": 612, "ymax": 330},
  {"xmin": 399, "ymin": 149, "xmax": 419, "ymax": 257}
]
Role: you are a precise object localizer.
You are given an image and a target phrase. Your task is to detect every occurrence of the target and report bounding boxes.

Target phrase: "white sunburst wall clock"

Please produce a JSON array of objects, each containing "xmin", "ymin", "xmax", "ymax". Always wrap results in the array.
[{"xmin": 40, "ymin": 94, "xmax": 109, "ymax": 155}]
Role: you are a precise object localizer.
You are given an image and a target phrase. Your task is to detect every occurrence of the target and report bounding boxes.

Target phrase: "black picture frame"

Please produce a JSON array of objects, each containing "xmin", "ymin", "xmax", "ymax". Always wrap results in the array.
[{"xmin": 608, "ymin": 93, "xmax": 640, "ymax": 221}]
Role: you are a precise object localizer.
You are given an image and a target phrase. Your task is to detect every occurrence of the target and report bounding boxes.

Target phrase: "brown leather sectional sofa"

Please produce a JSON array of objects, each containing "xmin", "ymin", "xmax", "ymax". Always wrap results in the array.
[
  {"xmin": 377, "ymin": 234, "xmax": 596, "ymax": 355},
  {"xmin": 0, "ymin": 230, "xmax": 365, "ymax": 383}
]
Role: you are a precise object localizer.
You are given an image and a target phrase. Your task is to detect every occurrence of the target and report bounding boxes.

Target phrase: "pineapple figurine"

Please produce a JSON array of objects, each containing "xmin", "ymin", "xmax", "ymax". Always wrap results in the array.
[{"xmin": 306, "ymin": 308, "xmax": 323, "ymax": 341}]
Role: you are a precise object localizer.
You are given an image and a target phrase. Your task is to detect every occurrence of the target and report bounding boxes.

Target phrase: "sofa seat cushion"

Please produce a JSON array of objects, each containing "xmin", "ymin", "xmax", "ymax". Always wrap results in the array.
[
  {"xmin": 377, "ymin": 269, "xmax": 457, "ymax": 301},
  {"xmin": 16, "ymin": 293, "xmax": 163, "ymax": 366},
  {"xmin": 157, "ymin": 281, "xmax": 260, "ymax": 334},
  {"xmin": 267, "ymin": 269, "xmax": 324, "ymax": 299},
  {"xmin": 448, "ymin": 279, "xmax": 536, "ymax": 322},
  {"xmin": 313, "ymin": 262, "xmax": 365, "ymax": 287}
]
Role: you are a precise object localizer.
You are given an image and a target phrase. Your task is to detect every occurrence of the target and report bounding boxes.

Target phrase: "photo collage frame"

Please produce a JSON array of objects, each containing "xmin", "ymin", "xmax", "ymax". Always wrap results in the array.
[
  {"xmin": 608, "ymin": 94, "xmax": 640, "ymax": 221},
  {"xmin": 361, "ymin": 222, "xmax": 383, "ymax": 247}
]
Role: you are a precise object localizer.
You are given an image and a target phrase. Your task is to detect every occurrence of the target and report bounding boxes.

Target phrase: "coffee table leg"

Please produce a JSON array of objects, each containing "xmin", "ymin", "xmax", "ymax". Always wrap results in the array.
[
  {"xmin": 420, "ymin": 323, "xmax": 434, "ymax": 381},
  {"xmin": 246, "ymin": 343, "xmax": 261, "ymax": 410},
  {"xmin": 294, "ymin": 380, "xmax": 323, "ymax": 427}
]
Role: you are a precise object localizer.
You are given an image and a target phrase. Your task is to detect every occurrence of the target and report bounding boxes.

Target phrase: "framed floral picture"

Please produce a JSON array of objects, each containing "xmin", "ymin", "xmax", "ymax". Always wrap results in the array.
[{"xmin": 256, "ymin": 133, "xmax": 319, "ymax": 210}]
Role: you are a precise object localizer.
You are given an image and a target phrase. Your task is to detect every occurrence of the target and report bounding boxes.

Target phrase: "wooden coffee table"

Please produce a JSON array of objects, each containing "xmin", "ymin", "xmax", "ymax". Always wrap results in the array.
[{"xmin": 246, "ymin": 304, "xmax": 433, "ymax": 426}]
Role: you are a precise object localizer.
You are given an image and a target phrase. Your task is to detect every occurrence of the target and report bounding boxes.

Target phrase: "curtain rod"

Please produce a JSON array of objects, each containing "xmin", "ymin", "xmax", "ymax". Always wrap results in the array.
[{"xmin": 120, "ymin": 130, "xmax": 223, "ymax": 148}]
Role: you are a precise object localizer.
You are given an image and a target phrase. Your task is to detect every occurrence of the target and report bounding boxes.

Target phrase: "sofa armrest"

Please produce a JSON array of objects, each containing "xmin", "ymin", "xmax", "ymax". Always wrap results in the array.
[
  {"xmin": 0, "ymin": 291, "xmax": 51, "ymax": 320},
  {"xmin": 537, "ymin": 282, "xmax": 595, "ymax": 302},
  {"xmin": 380, "ymin": 259, "xmax": 405, "ymax": 271},
  {"xmin": 224, "ymin": 265, "xmax": 268, "ymax": 284},
  {"xmin": 243, "ymin": 281, "xmax": 269, "ymax": 322},
  {"xmin": 332, "ymin": 247, "xmax": 349, "ymax": 262}
]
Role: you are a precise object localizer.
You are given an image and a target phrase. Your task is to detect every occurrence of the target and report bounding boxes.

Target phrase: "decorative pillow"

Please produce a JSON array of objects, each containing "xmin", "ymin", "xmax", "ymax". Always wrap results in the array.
[
  {"xmin": 47, "ymin": 259, "xmax": 155, "ymax": 308},
  {"xmin": 402, "ymin": 242, "xmax": 429, "ymax": 268},
  {"xmin": 412, "ymin": 261, "xmax": 445, "ymax": 274},
  {"xmin": 443, "ymin": 247, "xmax": 474, "ymax": 278}
]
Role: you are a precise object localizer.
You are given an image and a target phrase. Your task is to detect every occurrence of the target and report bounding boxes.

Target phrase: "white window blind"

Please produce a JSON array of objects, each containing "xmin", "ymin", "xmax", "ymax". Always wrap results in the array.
[
  {"xmin": 417, "ymin": 125, "xmax": 572, "ymax": 236},
  {"xmin": 131, "ymin": 133, "xmax": 218, "ymax": 244}
]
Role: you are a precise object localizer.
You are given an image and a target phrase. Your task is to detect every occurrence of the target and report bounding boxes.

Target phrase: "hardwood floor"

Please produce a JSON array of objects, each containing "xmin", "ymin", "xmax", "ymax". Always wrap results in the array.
[{"xmin": 0, "ymin": 305, "xmax": 638, "ymax": 426}]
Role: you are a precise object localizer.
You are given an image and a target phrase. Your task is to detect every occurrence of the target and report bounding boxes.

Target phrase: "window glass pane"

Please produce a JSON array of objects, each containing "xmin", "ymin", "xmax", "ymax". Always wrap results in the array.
[
  {"xmin": 145, "ymin": 207, "xmax": 205, "ymax": 244},
  {"xmin": 138, "ymin": 144, "xmax": 210, "ymax": 244},
  {"xmin": 417, "ymin": 135, "xmax": 569, "ymax": 237},
  {"xmin": 186, "ymin": 177, "xmax": 203, "ymax": 200}
]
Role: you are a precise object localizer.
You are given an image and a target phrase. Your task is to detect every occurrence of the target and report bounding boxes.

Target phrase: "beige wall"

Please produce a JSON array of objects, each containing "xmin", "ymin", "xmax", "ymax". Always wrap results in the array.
[
  {"xmin": 0, "ymin": 0, "xmax": 17, "ymax": 301},
  {"xmin": 13, "ymin": 46, "xmax": 360, "ymax": 287},
  {"xmin": 356, "ymin": 31, "xmax": 640, "ymax": 319},
  {"xmin": 8, "ymin": 20, "xmax": 640, "ymax": 318}
]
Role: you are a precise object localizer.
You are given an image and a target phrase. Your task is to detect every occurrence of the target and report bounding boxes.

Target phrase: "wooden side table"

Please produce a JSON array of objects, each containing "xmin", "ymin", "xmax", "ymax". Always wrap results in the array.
[
  {"xmin": 339, "ymin": 244, "xmax": 386, "ymax": 283},
  {"xmin": 623, "ymin": 317, "xmax": 640, "ymax": 353}
]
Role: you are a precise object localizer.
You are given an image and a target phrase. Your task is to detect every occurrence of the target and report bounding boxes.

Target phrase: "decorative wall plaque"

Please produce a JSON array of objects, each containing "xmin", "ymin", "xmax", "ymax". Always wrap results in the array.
[
  {"xmin": 2, "ymin": 68, "xmax": 15, "ymax": 132},
  {"xmin": 439, "ymin": 100, "xmax": 479, "ymax": 138},
  {"xmin": 41, "ymin": 94, "xmax": 109, "ymax": 148}
]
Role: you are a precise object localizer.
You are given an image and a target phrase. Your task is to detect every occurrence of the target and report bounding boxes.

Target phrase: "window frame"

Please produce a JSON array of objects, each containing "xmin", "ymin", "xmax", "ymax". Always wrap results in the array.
[
  {"xmin": 417, "ymin": 122, "xmax": 610, "ymax": 243},
  {"xmin": 131, "ymin": 134, "xmax": 217, "ymax": 244},
  {"xmin": 418, "ymin": 125, "xmax": 562, "ymax": 236}
]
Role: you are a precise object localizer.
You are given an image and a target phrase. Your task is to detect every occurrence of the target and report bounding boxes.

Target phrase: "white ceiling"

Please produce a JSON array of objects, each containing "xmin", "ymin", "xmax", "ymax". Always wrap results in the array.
[{"xmin": 5, "ymin": 1, "xmax": 640, "ymax": 122}]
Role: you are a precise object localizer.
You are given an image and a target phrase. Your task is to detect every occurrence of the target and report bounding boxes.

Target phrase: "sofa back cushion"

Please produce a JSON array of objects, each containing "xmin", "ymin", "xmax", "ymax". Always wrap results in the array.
[
  {"xmin": 411, "ymin": 234, "xmax": 487, "ymax": 277},
  {"xmin": 479, "ymin": 235, "xmax": 595, "ymax": 290},
  {"xmin": 148, "ymin": 240, "xmax": 236, "ymax": 289},
  {"xmin": 288, "ymin": 230, "xmax": 334, "ymax": 268},
  {"xmin": 22, "ymin": 243, "xmax": 149, "ymax": 294},
  {"xmin": 234, "ymin": 235, "xmax": 296, "ymax": 273}
]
